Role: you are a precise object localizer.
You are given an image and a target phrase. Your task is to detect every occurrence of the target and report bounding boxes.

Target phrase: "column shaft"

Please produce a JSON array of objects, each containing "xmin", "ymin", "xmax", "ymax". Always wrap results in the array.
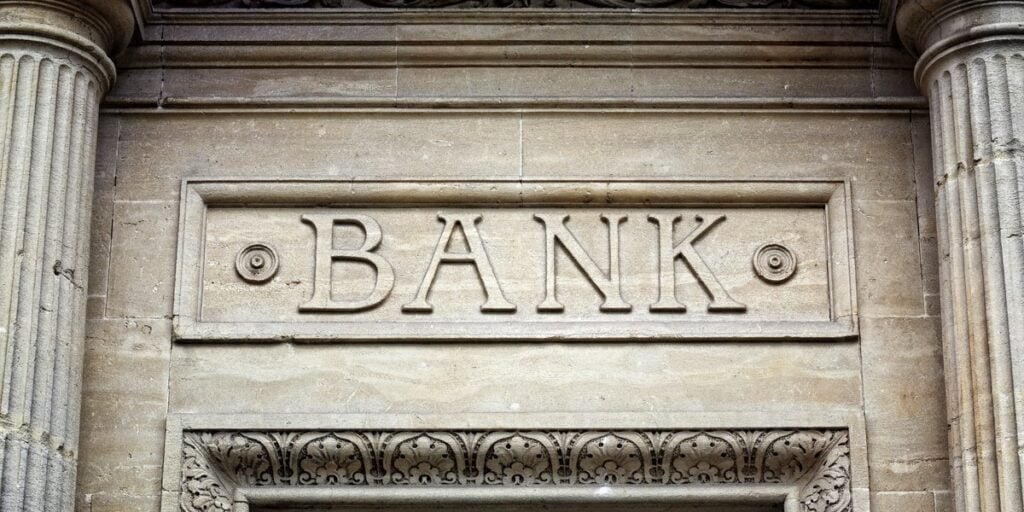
[
  {"xmin": 924, "ymin": 36, "xmax": 1024, "ymax": 512},
  {"xmin": 0, "ymin": 1, "xmax": 131, "ymax": 510},
  {"xmin": 0, "ymin": 46, "xmax": 101, "ymax": 511}
]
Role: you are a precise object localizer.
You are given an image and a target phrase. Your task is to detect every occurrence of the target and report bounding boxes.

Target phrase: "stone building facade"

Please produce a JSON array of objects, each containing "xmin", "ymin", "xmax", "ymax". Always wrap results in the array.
[{"xmin": 0, "ymin": 0, "xmax": 1022, "ymax": 511}]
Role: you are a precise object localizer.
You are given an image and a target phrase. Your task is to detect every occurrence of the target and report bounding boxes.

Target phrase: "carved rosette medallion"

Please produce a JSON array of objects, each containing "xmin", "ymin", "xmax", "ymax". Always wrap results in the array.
[
  {"xmin": 753, "ymin": 243, "xmax": 798, "ymax": 283},
  {"xmin": 235, "ymin": 243, "xmax": 280, "ymax": 284},
  {"xmin": 180, "ymin": 429, "xmax": 852, "ymax": 512}
]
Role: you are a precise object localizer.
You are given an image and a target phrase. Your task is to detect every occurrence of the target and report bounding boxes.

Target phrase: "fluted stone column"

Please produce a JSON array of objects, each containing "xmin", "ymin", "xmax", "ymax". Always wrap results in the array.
[
  {"xmin": 897, "ymin": 1, "xmax": 1024, "ymax": 511},
  {"xmin": 0, "ymin": 1, "xmax": 132, "ymax": 510}
]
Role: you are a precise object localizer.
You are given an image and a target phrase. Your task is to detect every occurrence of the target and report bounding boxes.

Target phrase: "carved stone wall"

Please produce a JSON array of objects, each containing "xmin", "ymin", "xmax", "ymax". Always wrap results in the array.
[{"xmin": 76, "ymin": 3, "xmax": 948, "ymax": 512}]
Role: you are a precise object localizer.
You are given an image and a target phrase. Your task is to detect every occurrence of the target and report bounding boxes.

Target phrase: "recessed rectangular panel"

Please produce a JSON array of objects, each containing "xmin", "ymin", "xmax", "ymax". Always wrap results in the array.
[{"xmin": 174, "ymin": 180, "xmax": 856, "ymax": 342}]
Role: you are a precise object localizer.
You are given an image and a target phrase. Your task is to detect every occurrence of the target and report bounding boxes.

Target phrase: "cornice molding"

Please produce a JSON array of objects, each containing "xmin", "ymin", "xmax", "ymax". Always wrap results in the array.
[
  {"xmin": 178, "ymin": 428, "xmax": 852, "ymax": 512},
  {"xmin": 114, "ymin": 40, "xmax": 911, "ymax": 68},
  {"xmin": 131, "ymin": 0, "xmax": 886, "ymax": 41}
]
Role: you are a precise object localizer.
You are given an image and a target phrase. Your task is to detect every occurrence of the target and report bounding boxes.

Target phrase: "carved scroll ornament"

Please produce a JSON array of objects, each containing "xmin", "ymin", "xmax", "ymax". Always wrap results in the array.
[
  {"xmin": 180, "ymin": 429, "xmax": 852, "ymax": 512},
  {"xmin": 160, "ymin": 0, "xmax": 874, "ymax": 9}
]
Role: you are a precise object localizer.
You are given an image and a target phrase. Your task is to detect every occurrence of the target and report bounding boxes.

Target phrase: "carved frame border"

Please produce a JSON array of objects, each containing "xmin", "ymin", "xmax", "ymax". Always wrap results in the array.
[
  {"xmin": 161, "ymin": 413, "xmax": 869, "ymax": 512},
  {"xmin": 173, "ymin": 178, "xmax": 858, "ymax": 343}
]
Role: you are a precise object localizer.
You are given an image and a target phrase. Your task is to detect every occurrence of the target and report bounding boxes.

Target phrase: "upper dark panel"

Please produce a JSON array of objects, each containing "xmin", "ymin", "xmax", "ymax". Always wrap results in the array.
[{"xmin": 156, "ymin": 0, "xmax": 876, "ymax": 9}]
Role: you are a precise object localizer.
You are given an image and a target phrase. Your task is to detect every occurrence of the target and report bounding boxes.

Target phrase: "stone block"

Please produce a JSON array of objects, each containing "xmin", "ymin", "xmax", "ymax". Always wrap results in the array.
[
  {"xmin": 168, "ymin": 342, "xmax": 863, "ymax": 415},
  {"xmin": 933, "ymin": 490, "xmax": 954, "ymax": 512},
  {"xmin": 911, "ymin": 114, "xmax": 940, "ymax": 299},
  {"xmin": 104, "ymin": 201, "xmax": 179, "ymax": 319},
  {"xmin": 870, "ymin": 67, "xmax": 923, "ymax": 98},
  {"xmin": 861, "ymin": 317, "xmax": 950, "ymax": 492},
  {"xmin": 162, "ymin": 67, "xmax": 397, "ymax": 100},
  {"xmin": 397, "ymin": 66, "xmax": 637, "ymax": 98},
  {"xmin": 88, "ymin": 117, "xmax": 119, "ymax": 298},
  {"xmin": 112, "ymin": 114, "xmax": 521, "ymax": 202},
  {"xmin": 86, "ymin": 296, "xmax": 105, "ymax": 320},
  {"xmin": 77, "ymin": 319, "xmax": 171, "ymax": 499},
  {"xmin": 853, "ymin": 200, "xmax": 927, "ymax": 317},
  {"xmin": 77, "ymin": 493, "xmax": 162, "ymax": 512},
  {"xmin": 871, "ymin": 491, "xmax": 937, "ymax": 512},
  {"xmin": 632, "ymin": 67, "xmax": 875, "ymax": 98},
  {"xmin": 520, "ymin": 112, "xmax": 917, "ymax": 201},
  {"xmin": 104, "ymin": 68, "xmax": 163, "ymax": 106}
]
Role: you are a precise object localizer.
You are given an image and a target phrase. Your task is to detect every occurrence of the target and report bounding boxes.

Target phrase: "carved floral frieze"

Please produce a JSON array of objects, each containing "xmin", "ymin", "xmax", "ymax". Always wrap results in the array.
[
  {"xmin": 157, "ymin": 0, "xmax": 874, "ymax": 9},
  {"xmin": 180, "ymin": 429, "xmax": 852, "ymax": 512}
]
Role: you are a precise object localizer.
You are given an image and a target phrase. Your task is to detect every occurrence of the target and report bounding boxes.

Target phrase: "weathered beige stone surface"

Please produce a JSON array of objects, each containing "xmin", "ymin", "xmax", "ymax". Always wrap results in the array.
[
  {"xmin": 78, "ymin": 106, "xmax": 949, "ymax": 511},
  {"xmin": 110, "ymin": 114, "xmax": 522, "ymax": 202},
  {"xmin": 860, "ymin": 317, "xmax": 948, "ymax": 492},
  {"xmin": 76, "ymin": 319, "xmax": 170, "ymax": 512},
  {"xmin": 519, "ymin": 113, "xmax": 918, "ymax": 201},
  {"xmin": 76, "ymin": 5, "xmax": 954, "ymax": 512},
  {"xmin": 166, "ymin": 343, "xmax": 864, "ymax": 414}
]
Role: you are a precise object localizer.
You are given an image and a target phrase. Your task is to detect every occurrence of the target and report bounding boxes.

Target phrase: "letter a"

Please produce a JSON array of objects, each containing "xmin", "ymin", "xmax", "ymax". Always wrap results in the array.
[
  {"xmin": 534, "ymin": 213, "xmax": 631, "ymax": 313},
  {"xmin": 299, "ymin": 214, "xmax": 395, "ymax": 312},
  {"xmin": 403, "ymin": 213, "xmax": 516, "ymax": 313},
  {"xmin": 647, "ymin": 213, "xmax": 746, "ymax": 313}
]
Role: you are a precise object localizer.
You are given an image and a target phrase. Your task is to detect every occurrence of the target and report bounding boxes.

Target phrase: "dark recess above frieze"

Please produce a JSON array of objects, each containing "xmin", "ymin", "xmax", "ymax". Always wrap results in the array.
[{"xmin": 158, "ymin": 0, "xmax": 876, "ymax": 9}]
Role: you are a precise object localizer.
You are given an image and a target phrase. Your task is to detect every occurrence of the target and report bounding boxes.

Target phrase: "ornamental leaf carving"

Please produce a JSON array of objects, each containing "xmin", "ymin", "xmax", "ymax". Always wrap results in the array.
[
  {"xmin": 669, "ymin": 432, "xmax": 740, "ymax": 484},
  {"xmin": 201, "ymin": 433, "xmax": 274, "ymax": 487},
  {"xmin": 763, "ymin": 431, "xmax": 834, "ymax": 483},
  {"xmin": 179, "ymin": 428, "xmax": 852, "ymax": 512},
  {"xmin": 181, "ymin": 434, "xmax": 234, "ymax": 512},
  {"xmin": 575, "ymin": 433, "xmax": 646, "ymax": 484},
  {"xmin": 481, "ymin": 433, "xmax": 555, "ymax": 484},
  {"xmin": 390, "ymin": 434, "xmax": 461, "ymax": 484},
  {"xmin": 296, "ymin": 433, "xmax": 368, "ymax": 485},
  {"xmin": 800, "ymin": 433, "xmax": 853, "ymax": 512}
]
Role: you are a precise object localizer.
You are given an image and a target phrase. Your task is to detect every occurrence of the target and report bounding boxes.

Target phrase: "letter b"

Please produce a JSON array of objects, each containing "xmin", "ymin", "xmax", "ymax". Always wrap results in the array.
[{"xmin": 300, "ymin": 214, "xmax": 395, "ymax": 312}]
